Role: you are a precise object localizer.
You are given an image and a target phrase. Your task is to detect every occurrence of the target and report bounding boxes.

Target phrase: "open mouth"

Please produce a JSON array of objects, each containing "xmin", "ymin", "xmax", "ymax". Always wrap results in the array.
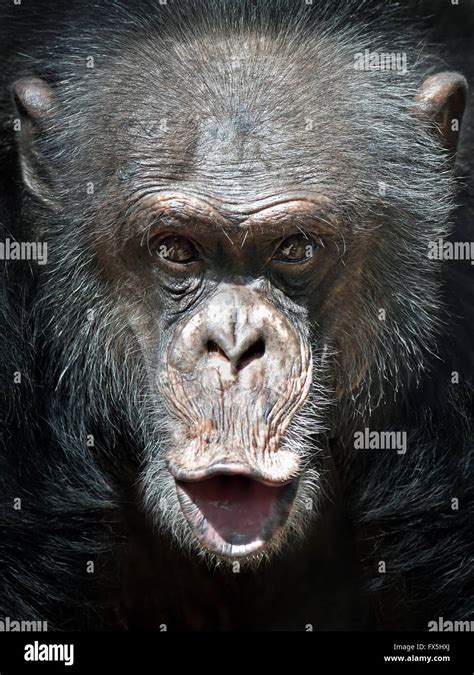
[{"xmin": 175, "ymin": 474, "xmax": 298, "ymax": 558}]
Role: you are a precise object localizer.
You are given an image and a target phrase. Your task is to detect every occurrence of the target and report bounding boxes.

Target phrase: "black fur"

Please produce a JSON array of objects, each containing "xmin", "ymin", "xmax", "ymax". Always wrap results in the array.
[{"xmin": 0, "ymin": 0, "xmax": 472, "ymax": 630}]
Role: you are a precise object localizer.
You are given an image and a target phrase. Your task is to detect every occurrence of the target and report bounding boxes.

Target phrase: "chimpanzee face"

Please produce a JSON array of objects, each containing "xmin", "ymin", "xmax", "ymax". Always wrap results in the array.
[
  {"xmin": 112, "ymin": 191, "xmax": 333, "ymax": 559},
  {"xmin": 12, "ymin": 28, "xmax": 466, "ymax": 562},
  {"xmin": 91, "ymin": 52, "xmax": 355, "ymax": 559}
]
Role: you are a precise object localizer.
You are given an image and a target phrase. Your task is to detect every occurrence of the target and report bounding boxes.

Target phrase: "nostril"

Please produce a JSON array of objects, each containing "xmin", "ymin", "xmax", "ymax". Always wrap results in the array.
[
  {"xmin": 206, "ymin": 339, "xmax": 228, "ymax": 360},
  {"xmin": 206, "ymin": 337, "xmax": 265, "ymax": 371},
  {"xmin": 236, "ymin": 338, "xmax": 265, "ymax": 371}
]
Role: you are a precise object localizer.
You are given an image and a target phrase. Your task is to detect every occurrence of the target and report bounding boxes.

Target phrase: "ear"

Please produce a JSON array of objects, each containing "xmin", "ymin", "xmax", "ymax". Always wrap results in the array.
[
  {"xmin": 414, "ymin": 72, "xmax": 468, "ymax": 155},
  {"xmin": 12, "ymin": 77, "xmax": 57, "ymax": 204}
]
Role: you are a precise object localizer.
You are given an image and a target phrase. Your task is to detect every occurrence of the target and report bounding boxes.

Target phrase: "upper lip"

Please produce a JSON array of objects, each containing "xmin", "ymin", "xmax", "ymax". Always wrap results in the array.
[{"xmin": 169, "ymin": 461, "xmax": 296, "ymax": 487}]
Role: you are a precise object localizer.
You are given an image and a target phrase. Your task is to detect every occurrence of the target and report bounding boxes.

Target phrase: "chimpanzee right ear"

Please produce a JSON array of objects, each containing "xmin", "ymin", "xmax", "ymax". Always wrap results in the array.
[
  {"xmin": 414, "ymin": 72, "xmax": 468, "ymax": 156},
  {"xmin": 12, "ymin": 77, "xmax": 57, "ymax": 204}
]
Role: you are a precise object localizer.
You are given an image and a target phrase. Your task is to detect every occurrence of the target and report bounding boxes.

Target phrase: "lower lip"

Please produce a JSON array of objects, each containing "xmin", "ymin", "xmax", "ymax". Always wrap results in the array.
[{"xmin": 175, "ymin": 474, "xmax": 298, "ymax": 558}]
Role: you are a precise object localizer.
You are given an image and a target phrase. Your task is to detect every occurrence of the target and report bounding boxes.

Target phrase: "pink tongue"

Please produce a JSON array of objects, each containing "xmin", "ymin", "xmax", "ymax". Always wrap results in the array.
[{"xmin": 180, "ymin": 475, "xmax": 282, "ymax": 543}]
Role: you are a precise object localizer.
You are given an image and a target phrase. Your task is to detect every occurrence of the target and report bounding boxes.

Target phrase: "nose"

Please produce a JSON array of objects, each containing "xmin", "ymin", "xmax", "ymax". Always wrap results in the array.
[
  {"xmin": 206, "ymin": 334, "xmax": 266, "ymax": 372},
  {"xmin": 167, "ymin": 286, "xmax": 308, "ymax": 384}
]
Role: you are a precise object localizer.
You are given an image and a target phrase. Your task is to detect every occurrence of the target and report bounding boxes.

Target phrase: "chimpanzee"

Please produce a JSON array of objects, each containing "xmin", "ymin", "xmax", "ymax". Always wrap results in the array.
[{"xmin": 0, "ymin": 0, "xmax": 472, "ymax": 631}]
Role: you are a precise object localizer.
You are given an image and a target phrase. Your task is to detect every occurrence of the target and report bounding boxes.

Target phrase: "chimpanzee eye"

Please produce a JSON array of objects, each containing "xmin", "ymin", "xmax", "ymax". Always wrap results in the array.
[
  {"xmin": 151, "ymin": 235, "xmax": 200, "ymax": 264},
  {"xmin": 272, "ymin": 234, "xmax": 318, "ymax": 264}
]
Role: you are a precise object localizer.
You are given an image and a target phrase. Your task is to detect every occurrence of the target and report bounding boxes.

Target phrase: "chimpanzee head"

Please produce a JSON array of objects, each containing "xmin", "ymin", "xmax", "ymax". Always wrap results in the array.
[{"xmin": 11, "ymin": 4, "xmax": 467, "ymax": 562}]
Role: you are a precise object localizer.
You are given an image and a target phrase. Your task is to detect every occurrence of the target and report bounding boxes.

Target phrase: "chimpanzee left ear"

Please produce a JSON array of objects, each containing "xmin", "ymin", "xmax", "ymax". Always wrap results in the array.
[
  {"xmin": 414, "ymin": 72, "xmax": 468, "ymax": 155},
  {"xmin": 12, "ymin": 77, "xmax": 57, "ymax": 204}
]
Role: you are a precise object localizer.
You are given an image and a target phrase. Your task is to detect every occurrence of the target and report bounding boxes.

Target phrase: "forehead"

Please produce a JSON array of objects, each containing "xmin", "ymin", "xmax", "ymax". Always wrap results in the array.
[
  {"xmin": 123, "ymin": 112, "xmax": 317, "ymax": 200},
  {"xmin": 94, "ymin": 32, "xmax": 372, "ymax": 205}
]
